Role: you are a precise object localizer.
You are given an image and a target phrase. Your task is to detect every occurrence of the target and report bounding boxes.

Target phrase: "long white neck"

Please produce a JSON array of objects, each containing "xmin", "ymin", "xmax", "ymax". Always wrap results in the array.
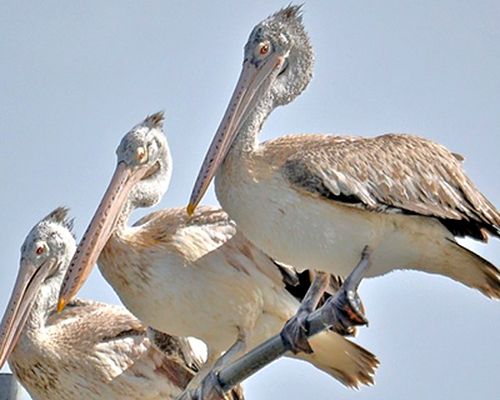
[
  {"xmin": 228, "ymin": 94, "xmax": 274, "ymax": 156},
  {"xmin": 227, "ymin": 41, "xmax": 314, "ymax": 158},
  {"xmin": 115, "ymin": 201, "xmax": 135, "ymax": 233}
]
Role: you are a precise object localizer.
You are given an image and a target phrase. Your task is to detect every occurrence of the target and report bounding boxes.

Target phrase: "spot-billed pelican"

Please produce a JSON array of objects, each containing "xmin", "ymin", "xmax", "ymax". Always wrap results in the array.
[
  {"xmin": 0, "ymin": 207, "xmax": 243, "ymax": 400},
  {"xmin": 187, "ymin": 5, "xmax": 500, "ymax": 302}
]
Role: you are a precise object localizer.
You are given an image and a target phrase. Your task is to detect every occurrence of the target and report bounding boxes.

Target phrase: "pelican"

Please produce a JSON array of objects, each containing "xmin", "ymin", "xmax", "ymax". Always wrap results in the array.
[
  {"xmin": 187, "ymin": 5, "xmax": 500, "ymax": 303},
  {"xmin": 0, "ymin": 207, "xmax": 243, "ymax": 400},
  {"xmin": 57, "ymin": 112, "xmax": 379, "ymax": 393}
]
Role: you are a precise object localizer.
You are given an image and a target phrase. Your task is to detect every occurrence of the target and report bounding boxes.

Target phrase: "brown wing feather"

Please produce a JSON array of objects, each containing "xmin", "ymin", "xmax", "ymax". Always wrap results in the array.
[
  {"xmin": 47, "ymin": 299, "xmax": 146, "ymax": 344},
  {"xmin": 57, "ymin": 301, "xmax": 245, "ymax": 399},
  {"xmin": 132, "ymin": 205, "xmax": 287, "ymax": 288},
  {"xmin": 272, "ymin": 133, "xmax": 500, "ymax": 241}
]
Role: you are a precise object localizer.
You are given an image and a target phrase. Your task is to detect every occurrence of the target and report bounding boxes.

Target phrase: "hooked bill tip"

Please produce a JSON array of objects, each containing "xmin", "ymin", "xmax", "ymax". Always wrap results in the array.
[
  {"xmin": 186, "ymin": 203, "xmax": 196, "ymax": 217},
  {"xmin": 56, "ymin": 298, "xmax": 66, "ymax": 314}
]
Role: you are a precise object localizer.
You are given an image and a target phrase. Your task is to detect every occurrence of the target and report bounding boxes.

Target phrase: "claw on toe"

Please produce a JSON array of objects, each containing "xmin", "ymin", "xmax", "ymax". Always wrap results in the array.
[
  {"xmin": 343, "ymin": 298, "xmax": 368, "ymax": 326},
  {"xmin": 344, "ymin": 290, "xmax": 368, "ymax": 325},
  {"xmin": 320, "ymin": 276, "xmax": 370, "ymax": 334}
]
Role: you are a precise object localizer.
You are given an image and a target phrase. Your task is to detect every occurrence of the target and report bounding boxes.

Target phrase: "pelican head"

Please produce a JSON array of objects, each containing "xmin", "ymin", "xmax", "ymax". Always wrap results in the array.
[
  {"xmin": 188, "ymin": 4, "xmax": 314, "ymax": 214},
  {"xmin": 115, "ymin": 111, "xmax": 172, "ymax": 210},
  {"xmin": 0, "ymin": 208, "xmax": 75, "ymax": 368},
  {"xmin": 57, "ymin": 111, "xmax": 172, "ymax": 310}
]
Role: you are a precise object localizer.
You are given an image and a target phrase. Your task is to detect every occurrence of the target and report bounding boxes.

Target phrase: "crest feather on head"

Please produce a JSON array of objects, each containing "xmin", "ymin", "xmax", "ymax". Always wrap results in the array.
[
  {"xmin": 42, "ymin": 207, "xmax": 75, "ymax": 238},
  {"xmin": 272, "ymin": 4, "xmax": 304, "ymax": 22},
  {"xmin": 143, "ymin": 111, "xmax": 165, "ymax": 130}
]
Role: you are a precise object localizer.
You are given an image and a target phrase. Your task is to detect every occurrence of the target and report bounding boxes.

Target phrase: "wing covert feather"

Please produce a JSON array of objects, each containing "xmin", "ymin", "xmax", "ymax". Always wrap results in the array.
[{"xmin": 273, "ymin": 133, "xmax": 499, "ymax": 239}]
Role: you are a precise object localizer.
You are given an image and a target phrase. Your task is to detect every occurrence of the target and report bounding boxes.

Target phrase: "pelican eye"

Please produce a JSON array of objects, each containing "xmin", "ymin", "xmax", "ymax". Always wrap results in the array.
[
  {"xmin": 256, "ymin": 41, "xmax": 271, "ymax": 58},
  {"xmin": 136, "ymin": 146, "xmax": 147, "ymax": 163},
  {"xmin": 36, "ymin": 245, "xmax": 45, "ymax": 255}
]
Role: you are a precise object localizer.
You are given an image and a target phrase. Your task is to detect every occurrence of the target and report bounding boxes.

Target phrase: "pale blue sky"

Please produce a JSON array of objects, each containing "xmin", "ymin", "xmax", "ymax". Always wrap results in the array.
[{"xmin": 1, "ymin": 1, "xmax": 499, "ymax": 399}]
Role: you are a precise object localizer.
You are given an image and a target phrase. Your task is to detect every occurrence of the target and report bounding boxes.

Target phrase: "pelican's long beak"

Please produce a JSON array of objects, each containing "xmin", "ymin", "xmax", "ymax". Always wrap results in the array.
[
  {"xmin": 0, "ymin": 259, "xmax": 54, "ymax": 367},
  {"xmin": 57, "ymin": 162, "xmax": 149, "ymax": 312},
  {"xmin": 187, "ymin": 53, "xmax": 285, "ymax": 215}
]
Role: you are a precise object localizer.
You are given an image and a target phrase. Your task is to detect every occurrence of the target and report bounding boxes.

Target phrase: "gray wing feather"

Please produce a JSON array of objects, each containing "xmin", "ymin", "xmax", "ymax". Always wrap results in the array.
[{"xmin": 281, "ymin": 133, "xmax": 500, "ymax": 240}]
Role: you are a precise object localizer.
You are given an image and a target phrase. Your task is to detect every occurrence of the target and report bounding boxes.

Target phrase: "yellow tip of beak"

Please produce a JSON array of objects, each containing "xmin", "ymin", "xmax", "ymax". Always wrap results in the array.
[
  {"xmin": 186, "ymin": 203, "xmax": 196, "ymax": 216},
  {"xmin": 57, "ymin": 298, "xmax": 66, "ymax": 314}
]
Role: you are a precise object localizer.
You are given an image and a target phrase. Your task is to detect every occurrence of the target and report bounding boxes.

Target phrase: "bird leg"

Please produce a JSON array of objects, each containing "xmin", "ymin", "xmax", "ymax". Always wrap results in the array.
[
  {"xmin": 178, "ymin": 331, "xmax": 248, "ymax": 400},
  {"xmin": 281, "ymin": 246, "xmax": 371, "ymax": 355},
  {"xmin": 310, "ymin": 246, "xmax": 372, "ymax": 335},
  {"xmin": 210, "ymin": 248, "xmax": 372, "ymax": 394},
  {"xmin": 177, "ymin": 367, "xmax": 226, "ymax": 400},
  {"xmin": 186, "ymin": 371, "xmax": 229, "ymax": 400},
  {"xmin": 280, "ymin": 271, "xmax": 330, "ymax": 354}
]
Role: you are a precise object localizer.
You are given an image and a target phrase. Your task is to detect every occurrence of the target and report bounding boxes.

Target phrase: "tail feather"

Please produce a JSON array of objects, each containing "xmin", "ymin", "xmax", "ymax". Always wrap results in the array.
[
  {"xmin": 290, "ymin": 331, "xmax": 379, "ymax": 388},
  {"xmin": 438, "ymin": 239, "xmax": 500, "ymax": 299}
]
